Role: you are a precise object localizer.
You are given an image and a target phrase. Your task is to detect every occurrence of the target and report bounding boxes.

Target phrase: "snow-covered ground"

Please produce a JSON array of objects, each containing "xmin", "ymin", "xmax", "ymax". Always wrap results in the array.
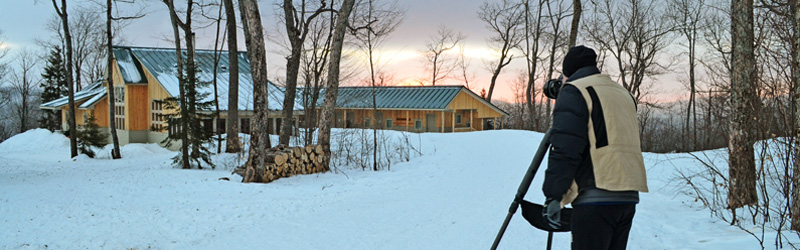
[{"xmin": 0, "ymin": 129, "xmax": 792, "ymax": 249}]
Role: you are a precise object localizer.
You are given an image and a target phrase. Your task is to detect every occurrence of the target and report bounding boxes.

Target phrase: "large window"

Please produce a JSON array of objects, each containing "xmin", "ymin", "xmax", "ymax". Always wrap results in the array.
[
  {"xmin": 114, "ymin": 86, "xmax": 125, "ymax": 130},
  {"xmin": 151, "ymin": 100, "xmax": 164, "ymax": 131}
]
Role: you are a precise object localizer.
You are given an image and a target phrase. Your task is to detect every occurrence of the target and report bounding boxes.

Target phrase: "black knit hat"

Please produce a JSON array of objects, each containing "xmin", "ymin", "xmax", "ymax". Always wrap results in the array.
[{"xmin": 562, "ymin": 46, "xmax": 597, "ymax": 77}]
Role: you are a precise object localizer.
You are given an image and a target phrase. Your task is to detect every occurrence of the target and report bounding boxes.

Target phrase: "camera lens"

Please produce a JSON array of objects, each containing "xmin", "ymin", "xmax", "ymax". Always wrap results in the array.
[{"xmin": 544, "ymin": 79, "xmax": 562, "ymax": 99}]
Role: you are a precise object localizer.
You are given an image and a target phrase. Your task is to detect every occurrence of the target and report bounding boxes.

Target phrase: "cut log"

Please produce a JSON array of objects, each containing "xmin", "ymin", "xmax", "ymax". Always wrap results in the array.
[{"xmin": 314, "ymin": 144, "xmax": 323, "ymax": 154}]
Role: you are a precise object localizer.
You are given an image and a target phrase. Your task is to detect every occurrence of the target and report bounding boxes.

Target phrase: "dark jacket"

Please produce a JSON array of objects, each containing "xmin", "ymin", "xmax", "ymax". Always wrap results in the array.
[{"xmin": 542, "ymin": 66, "xmax": 640, "ymax": 205}]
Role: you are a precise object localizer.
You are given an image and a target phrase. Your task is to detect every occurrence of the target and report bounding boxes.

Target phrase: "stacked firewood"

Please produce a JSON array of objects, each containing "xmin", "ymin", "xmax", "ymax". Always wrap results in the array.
[{"xmin": 237, "ymin": 144, "xmax": 328, "ymax": 183}]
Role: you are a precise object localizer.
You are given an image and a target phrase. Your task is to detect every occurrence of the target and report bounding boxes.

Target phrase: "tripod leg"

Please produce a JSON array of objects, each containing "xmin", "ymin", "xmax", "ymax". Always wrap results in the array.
[{"xmin": 546, "ymin": 232, "xmax": 553, "ymax": 250}]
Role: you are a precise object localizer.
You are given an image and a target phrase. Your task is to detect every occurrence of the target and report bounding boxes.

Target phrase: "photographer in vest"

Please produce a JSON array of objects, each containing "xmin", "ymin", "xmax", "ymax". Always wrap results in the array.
[{"xmin": 540, "ymin": 46, "xmax": 648, "ymax": 250}]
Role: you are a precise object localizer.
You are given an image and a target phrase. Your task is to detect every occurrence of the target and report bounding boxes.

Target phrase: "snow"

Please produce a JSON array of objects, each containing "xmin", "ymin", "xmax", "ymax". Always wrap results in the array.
[
  {"xmin": 117, "ymin": 59, "xmax": 143, "ymax": 83},
  {"xmin": 0, "ymin": 128, "xmax": 796, "ymax": 249}
]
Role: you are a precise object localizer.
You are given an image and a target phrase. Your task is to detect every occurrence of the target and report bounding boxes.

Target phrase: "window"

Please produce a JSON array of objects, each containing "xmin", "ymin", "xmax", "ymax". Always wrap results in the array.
[
  {"xmin": 456, "ymin": 114, "xmax": 462, "ymax": 124},
  {"xmin": 415, "ymin": 120, "xmax": 422, "ymax": 129},
  {"xmin": 364, "ymin": 118, "xmax": 371, "ymax": 128},
  {"xmin": 168, "ymin": 118, "xmax": 181, "ymax": 136},
  {"xmin": 385, "ymin": 119, "xmax": 393, "ymax": 128},
  {"xmin": 114, "ymin": 86, "xmax": 125, "ymax": 130},
  {"xmin": 151, "ymin": 100, "xmax": 164, "ymax": 131},
  {"xmin": 217, "ymin": 119, "xmax": 226, "ymax": 135},
  {"xmin": 241, "ymin": 118, "xmax": 251, "ymax": 134}
]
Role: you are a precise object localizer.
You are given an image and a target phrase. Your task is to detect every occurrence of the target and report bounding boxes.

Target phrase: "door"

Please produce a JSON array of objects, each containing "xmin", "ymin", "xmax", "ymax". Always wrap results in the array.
[{"xmin": 426, "ymin": 114, "xmax": 437, "ymax": 132}]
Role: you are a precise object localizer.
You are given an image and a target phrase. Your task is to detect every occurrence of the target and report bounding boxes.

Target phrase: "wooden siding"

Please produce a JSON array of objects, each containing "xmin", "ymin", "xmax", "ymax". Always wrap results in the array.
[
  {"xmin": 93, "ymin": 98, "xmax": 109, "ymax": 127},
  {"xmin": 127, "ymin": 85, "xmax": 149, "ymax": 130},
  {"xmin": 446, "ymin": 90, "xmax": 503, "ymax": 118},
  {"xmin": 329, "ymin": 108, "xmax": 479, "ymax": 132}
]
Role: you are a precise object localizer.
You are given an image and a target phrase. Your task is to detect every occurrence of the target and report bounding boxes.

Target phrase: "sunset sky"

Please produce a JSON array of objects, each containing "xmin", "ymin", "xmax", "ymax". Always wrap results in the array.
[{"xmin": 0, "ymin": 0, "xmax": 687, "ymax": 103}]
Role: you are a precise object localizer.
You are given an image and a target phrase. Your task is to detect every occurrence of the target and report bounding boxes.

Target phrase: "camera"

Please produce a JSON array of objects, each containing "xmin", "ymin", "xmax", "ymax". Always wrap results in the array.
[{"xmin": 544, "ymin": 78, "xmax": 563, "ymax": 99}]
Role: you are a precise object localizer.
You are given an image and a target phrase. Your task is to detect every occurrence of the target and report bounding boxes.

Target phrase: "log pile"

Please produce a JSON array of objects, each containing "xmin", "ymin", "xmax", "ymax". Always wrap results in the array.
[{"xmin": 237, "ymin": 144, "xmax": 328, "ymax": 183}]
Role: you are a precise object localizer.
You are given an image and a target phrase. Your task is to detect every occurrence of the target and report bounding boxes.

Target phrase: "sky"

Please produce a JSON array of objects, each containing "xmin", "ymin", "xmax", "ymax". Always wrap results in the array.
[{"xmin": 0, "ymin": 0, "xmax": 687, "ymax": 103}]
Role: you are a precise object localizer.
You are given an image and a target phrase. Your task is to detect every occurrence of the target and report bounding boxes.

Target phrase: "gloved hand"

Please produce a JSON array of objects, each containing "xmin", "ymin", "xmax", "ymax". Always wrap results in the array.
[{"xmin": 542, "ymin": 198, "xmax": 562, "ymax": 229}]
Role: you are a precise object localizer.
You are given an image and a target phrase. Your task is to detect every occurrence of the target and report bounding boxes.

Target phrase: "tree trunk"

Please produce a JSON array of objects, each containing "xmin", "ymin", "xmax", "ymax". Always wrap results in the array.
[
  {"xmin": 280, "ymin": 0, "xmax": 302, "ymax": 146},
  {"xmin": 52, "ymin": 0, "xmax": 78, "ymax": 158},
  {"xmin": 728, "ymin": 0, "xmax": 758, "ymax": 209},
  {"xmin": 106, "ymin": 0, "xmax": 121, "ymax": 159},
  {"xmin": 239, "ymin": 0, "xmax": 273, "ymax": 179},
  {"xmin": 318, "ymin": 0, "xmax": 356, "ymax": 170},
  {"xmin": 164, "ymin": 0, "xmax": 191, "ymax": 169},
  {"xmin": 789, "ymin": 0, "xmax": 800, "ymax": 231},
  {"xmin": 568, "ymin": 0, "xmax": 581, "ymax": 48},
  {"xmin": 224, "ymin": 0, "xmax": 241, "ymax": 153}
]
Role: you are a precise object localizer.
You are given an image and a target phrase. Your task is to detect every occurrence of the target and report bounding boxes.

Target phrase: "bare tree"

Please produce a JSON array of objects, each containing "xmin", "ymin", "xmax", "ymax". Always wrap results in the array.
[
  {"xmin": 239, "ymin": 0, "xmax": 273, "ymax": 180},
  {"xmin": 278, "ymin": 0, "xmax": 334, "ymax": 146},
  {"xmin": 521, "ymin": 0, "xmax": 545, "ymax": 131},
  {"xmin": 479, "ymin": 0, "xmax": 524, "ymax": 102},
  {"xmin": 10, "ymin": 49, "xmax": 40, "ymax": 134},
  {"xmin": 222, "ymin": 0, "xmax": 241, "ymax": 153},
  {"xmin": 542, "ymin": 0, "xmax": 571, "ymax": 127},
  {"xmin": 318, "ymin": 0, "xmax": 357, "ymax": 169},
  {"xmin": 349, "ymin": 0, "xmax": 404, "ymax": 171},
  {"xmin": 583, "ymin": 0, "xmax": 673, "ymax": 102},
  {"xmin": 51, "ymin": 0, "xmax": 79, "ymax": 158},
  {"xmin": 456, "ymin": 46, "xmax": 476, "ymax": 90},
  {"xmin": 0, "ymin": 30, "xmax": 8, "ymax": 82},
  {"xmin": 422, "ymin": 25, "xmax": 465, "ymax": 85},
  {"xmin": 668, "ymin": 0, "xmax": 707, "ymax": 151},
  {"xmin": 299, "ymin": 9, "xmax": 335, "ymax": 146},
  {"xmin": 788, "ymin": 0, "xmax": 800, "ymax": 231},
  {"xmin": 728, "ymin": 0, "xmax": 758, "ymax": 211},
  {"xmin": 567, "ymin": 0, "xmax": 581, "ymax": 48}
]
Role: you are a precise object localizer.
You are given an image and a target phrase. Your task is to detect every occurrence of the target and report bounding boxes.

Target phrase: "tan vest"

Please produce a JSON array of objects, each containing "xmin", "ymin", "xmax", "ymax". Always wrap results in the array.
[{"xmin": 560, "ymin": 74, "xmax": 648, "ymax": 206}]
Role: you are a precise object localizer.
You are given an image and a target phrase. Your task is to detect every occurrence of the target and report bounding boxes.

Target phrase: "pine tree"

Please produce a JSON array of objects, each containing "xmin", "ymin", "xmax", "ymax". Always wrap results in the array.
[
  {"xmin": 39, "ymin": 47, "xmax": 68, "ymax": 132},
  {"xmin": 77, "ymin": 114, "xmax": 108, "ymax": 158},
  {"xmin": 159, "ymin": 60, "xmax": 216, "ymax": 169}
]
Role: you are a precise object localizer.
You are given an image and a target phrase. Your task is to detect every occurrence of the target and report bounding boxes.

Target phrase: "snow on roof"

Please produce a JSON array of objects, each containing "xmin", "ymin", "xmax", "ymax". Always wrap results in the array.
[
  {"xmin": 112, "ymin": 48, "xmax": 145, "ymax": 83},
  {"xmin": 40, "ymin": 81, "xmax": 106, "ymax": 109},
  {"xmin": 118, "ymin": 46, "xmax": 299, "ymax": 111}
]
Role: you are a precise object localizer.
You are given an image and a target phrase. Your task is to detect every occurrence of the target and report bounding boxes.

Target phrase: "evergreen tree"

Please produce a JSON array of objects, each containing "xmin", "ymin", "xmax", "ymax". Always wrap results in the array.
[
  {"xmin": 160, "ymin": 60, "xmax": 216, "ymax": 169},
  {"xmin": 39, "ymin": 47, "xmax": 68, "ymax": 132},
  {"xmin": 77, "ymin": 114, "xmax": 108, "ymax": 158}
]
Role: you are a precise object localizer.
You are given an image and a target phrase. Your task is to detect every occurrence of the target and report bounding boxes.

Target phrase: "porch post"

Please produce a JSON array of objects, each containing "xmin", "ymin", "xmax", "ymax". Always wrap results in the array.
[{"xmin": 440, "ymin": 111, "xmax": 444, "ymax": 132}]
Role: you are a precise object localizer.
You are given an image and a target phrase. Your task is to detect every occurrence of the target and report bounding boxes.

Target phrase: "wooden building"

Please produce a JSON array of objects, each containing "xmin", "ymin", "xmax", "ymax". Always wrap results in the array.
[
  {"xmin": 329, "ymin": 86, "xmax": 508, "ymax": 132},
  {"xmin": 40, "ymin": 46, "xmax": 507, "ymax": 148},
  {"xmin": 40, "ymin": 46, "xmax": 301, "ymax": 147}
]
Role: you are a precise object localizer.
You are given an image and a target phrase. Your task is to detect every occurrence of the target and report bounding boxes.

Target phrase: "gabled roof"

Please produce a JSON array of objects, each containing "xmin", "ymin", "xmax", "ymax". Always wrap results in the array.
[
  {"xmin": 327, "ymin": 86, "xmax": 508, "ymax": 116},
  {"xmin": 112, "ymin": 46, "xmax": 301, "ymax": 111},
  {"xmin": 40, "ymin": 81, "xmax": 106, "ymax": 110}
]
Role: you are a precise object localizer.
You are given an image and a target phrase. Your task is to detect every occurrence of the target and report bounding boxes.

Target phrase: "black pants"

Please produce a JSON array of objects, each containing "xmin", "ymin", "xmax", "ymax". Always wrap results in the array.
[{"xmin": 570, "ymin": 204, "xmax": 636, "ymax": 250}]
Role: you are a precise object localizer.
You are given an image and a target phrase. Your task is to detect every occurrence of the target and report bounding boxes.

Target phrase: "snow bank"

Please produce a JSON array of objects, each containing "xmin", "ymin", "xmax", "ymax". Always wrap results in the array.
[{"xmin": 0, "ymin": 129, "xmax": 69, "ymax": 153}]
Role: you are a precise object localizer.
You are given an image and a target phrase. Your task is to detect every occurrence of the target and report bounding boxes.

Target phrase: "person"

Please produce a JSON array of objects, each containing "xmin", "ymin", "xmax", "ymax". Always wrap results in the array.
[{"xmin": 541, "ymin": 45, "xmax": 648, "ymax": 250}]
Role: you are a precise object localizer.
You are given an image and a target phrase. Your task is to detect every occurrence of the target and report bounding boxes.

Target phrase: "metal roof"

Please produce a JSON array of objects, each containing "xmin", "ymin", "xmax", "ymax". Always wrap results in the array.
[
  {"xmin": 40, "ymin": 81, "xmax": 106, "ymax": 110},
  {"xmin": 113, "ymin": 46, "xmax": 300, "ymax": 111},
  {"xmin": 335, "ymin": 86, "xmax": 462, "ymax": 110},
  {"xmin": 317, "ymin": 86, "xmax": 508, "ymax": 116}
]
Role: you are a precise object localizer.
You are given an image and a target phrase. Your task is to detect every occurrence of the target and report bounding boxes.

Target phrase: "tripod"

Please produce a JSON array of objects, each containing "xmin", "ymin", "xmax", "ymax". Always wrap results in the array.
[{"xmin": 490, "ymin": 129, "xmax": 572, "ymax": 250}]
